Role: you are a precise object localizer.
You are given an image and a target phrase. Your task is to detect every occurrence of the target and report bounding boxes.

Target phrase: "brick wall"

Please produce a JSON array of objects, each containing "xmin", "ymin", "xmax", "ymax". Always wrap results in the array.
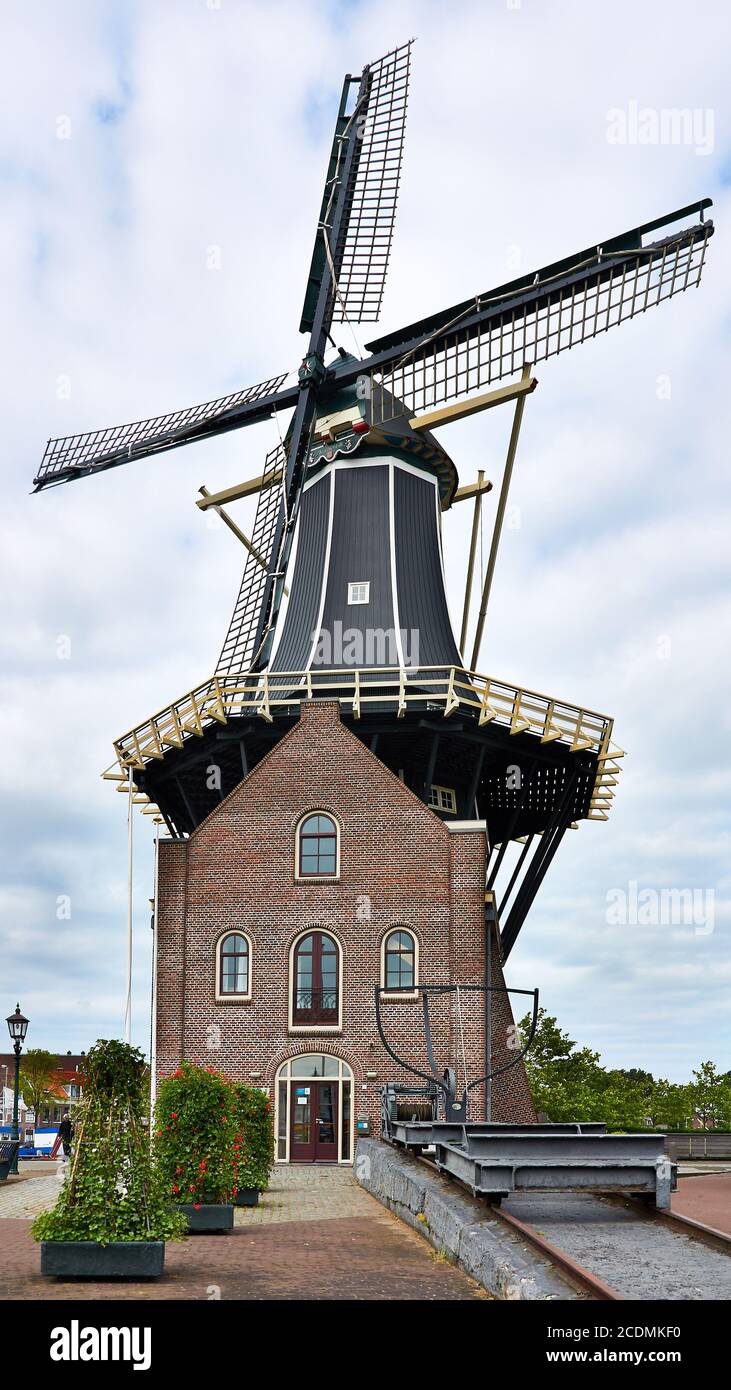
[{"xmin": 155, "ymin": 701, "xmax": 534, "ymax": 1151}]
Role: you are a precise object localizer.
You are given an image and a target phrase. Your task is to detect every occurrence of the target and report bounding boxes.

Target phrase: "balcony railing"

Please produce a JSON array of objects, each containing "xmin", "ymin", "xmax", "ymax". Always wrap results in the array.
[
  {"xmin": 104, "ymin": 664, "xmax": 624, "ymax": 827},
  {"xmin": 293, "ymin": 988, "xmax": 339, "ymax": 1025}
]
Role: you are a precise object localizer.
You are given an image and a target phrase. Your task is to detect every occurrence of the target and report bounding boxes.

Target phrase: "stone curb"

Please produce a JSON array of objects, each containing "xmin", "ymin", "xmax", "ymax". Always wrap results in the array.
[{"xmin": 355, "ymin": 1138, "xmax": 577, "ymax": 1301}]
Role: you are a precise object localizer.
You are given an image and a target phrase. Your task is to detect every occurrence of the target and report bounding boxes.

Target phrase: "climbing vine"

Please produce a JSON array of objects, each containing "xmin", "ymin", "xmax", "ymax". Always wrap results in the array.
[{"xmin": 32, "ymin": 1039, "xmax": 186, "ymax": 1246}]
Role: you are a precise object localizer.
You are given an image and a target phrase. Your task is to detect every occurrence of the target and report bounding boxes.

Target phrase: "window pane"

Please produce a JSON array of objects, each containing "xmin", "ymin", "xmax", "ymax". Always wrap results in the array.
[
  {"xmin": 277, "ymin": 1080, "xmax": 287, "ymax": 1162},
  {"xmin": 292, "ymin": 1055, "xmax": 325, "ymax": 1077},
  {"xmin": 322, "ymin": 1056, "xmax": 340, "ymax": 1077},
  {"xmin": 301, "ymin": 816, "xmax": 320, "ymax": 835},
  {"xmin": 341, "ymin": 1081, "xmax": 351, "ymax": 1160}
]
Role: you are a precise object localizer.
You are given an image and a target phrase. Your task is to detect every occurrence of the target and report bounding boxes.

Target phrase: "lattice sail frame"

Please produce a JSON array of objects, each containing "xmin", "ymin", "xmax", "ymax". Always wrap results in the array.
[
  {"xmin": 332, "ymin": 40, "xmax": 412, "ymax": 324},
  {"xmin": 216, "ymin": 441, "xmax": 286, "ymax": 675},
  {"xmin": 35, "ymin": 373, "xmax": 288, "ymax": 485},
  {"xmin": 370, "ymin": 221, "xmax": 712, "ymax": 422}
]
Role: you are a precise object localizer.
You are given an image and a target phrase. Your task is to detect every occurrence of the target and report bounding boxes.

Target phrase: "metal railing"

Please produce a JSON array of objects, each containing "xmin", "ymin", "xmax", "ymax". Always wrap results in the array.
[{"xmin": 293, "ymin": 989, "xmax": 339, "ymax": 1023}]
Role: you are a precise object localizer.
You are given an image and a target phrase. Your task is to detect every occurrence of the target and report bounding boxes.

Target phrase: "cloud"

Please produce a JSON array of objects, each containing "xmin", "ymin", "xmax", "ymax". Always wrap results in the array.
[{"xmin": 1, "ymin": 0, "xmax": 729, "ymax": 1078}]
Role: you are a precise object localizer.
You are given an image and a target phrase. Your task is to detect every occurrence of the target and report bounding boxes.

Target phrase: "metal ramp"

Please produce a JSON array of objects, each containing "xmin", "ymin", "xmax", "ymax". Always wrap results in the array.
[{"xmin": 384, "ymin": 1117, "xmax": 676, "ymax": 1210}]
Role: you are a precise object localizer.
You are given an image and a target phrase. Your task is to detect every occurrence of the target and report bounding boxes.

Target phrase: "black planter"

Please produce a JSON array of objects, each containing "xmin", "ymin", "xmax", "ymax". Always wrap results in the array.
[
  {"xmin": 234, "ymin": 1188, "xmax": 260, "ymax": 1207},
  {"xmin": 40, "ymin": 1240, "xmax": 165, "ymax": 1279},
  {"xmin": 179, "ymin": 1203, "xmax": 234, "ymax": 1232}
]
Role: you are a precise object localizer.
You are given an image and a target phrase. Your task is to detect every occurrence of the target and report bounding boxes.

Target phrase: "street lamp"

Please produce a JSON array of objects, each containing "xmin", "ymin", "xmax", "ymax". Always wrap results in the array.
[{"xmin": 6, "ymin": 1005, "xmax": 29, "ymax": 1175}]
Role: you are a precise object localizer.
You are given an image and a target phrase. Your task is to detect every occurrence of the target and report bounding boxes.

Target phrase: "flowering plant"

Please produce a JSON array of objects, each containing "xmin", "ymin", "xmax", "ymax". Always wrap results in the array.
[
  {"xmin": 154, "ymin": 1063, "xmax": 237, "ymax": 1205},
  {"xmin": 231, "ymin": 1083, "xmax": 274, "ymax": 1192}
]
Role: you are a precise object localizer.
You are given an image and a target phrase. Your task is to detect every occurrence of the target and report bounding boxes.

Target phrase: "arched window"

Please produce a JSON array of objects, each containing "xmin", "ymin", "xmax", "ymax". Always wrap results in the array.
[
  {"xmin": 383, "ymin": 930, "xmax": 416, "ymax": 993},
  {"xmin": 217, "ymin": 932, "xmax": 251, "ymax": 999},
  {"xmin": 297, "ymin": 813, "xmax": 338, "ymax": 878},
  {"xmin": 292, "ymin": 931, "xmax": 340, "ymax": 1026}
]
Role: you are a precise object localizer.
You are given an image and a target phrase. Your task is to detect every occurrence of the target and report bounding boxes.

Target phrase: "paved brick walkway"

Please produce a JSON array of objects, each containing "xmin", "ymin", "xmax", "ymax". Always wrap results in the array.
[
  {"xmin": 673, "ymin": 1172, "xmax": 731, "ymax": 1236},
  {"xmin": 233, "ymin": 1165, "xmax": 379, "ymax": 1225},
  {"xmin": 0, "ymin": 1166, "xmax": 487, "ymax": 1301}
]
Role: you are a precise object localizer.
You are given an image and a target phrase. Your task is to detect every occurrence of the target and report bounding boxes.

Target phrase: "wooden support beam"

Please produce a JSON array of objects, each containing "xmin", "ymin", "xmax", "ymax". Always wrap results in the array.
[
  {"xmin": 451, "ymin": 477, "xmax": 493, "ymax": 505},
  {"xmin": 196, "ymin": 471, "xmax": 282, "ymax": 511},
  {"xmin": 460, "ymin": 472, "xmax": 484, "ymax": 656},
  {"xmin": 409, "ymin": 373, "xmax": 537, "ymax": 434},
  {"xmin": 470, "ymin": 364, "xmax": 533, "ymax": 671},
  {"xmin": 198, "ymin": 487, "xmax": 288, "ymax": 596}
]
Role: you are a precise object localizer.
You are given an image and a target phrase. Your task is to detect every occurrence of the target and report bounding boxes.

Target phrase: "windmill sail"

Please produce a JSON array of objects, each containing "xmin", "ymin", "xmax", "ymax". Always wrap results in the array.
[
  {"xmin": 331, "ymin": 40, "xmax": 412, "ymax": 324},
  {"xmin": 364, "ymin": 201, "xmax": 713, "ymax": 422},
  {"xmin": 216, "ymin": 441, "xmax": 287, "ymax": 675},
  {"xmin": 299, "ymin": 40, "xmax": 412, "ymax": 334},
  {"xmin": 33, "ymin": 373, "xmax": 293, "ymax": 489}
]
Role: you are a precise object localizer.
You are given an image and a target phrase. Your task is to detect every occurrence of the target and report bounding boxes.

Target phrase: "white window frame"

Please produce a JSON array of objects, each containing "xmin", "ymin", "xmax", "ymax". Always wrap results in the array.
[
  {"xmin": 214, "ymin": 929, "xmax": 253, "ymax": 1003},
  {"xmin": 347, "ymin": 580, "xmax": 370, "ymax": 605},
  {"xmin": 274, "ymin": 1054, "xmax": 354, "ymax": 1165},
  {"xmin": 380, "ymin": 928, "xmax": 419, "ymax": 1000},
  {"xmin": 288, "ymin": 928, "xmax": 343, "ymax": 1033},
  {"xmin": 295, "ymin": 810, "xmax": 341, "ymax": 883},
  {"xmin": 429, "ymin": 783, "xmax": 458, "ymax": 815}
]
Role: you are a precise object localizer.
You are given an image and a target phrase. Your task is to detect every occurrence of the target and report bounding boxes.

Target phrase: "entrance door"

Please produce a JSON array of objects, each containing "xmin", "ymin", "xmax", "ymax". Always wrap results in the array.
[{"xmin": 289, "ymin": 1080, "xmax": 339, "ymax": 1162}]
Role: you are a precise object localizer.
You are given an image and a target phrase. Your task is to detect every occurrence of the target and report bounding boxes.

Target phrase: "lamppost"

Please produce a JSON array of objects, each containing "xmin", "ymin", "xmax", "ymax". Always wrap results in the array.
[{"xmin": 6, "ymin": 1005, "xmax": 29, "ymax": 1175}]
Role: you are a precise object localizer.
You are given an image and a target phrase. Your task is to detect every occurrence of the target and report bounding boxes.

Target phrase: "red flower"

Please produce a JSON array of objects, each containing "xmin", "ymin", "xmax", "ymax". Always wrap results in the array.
[
  {"xmin": 194, "ymin": 1203, "xmax": 201, "ymax": 1210},
  {"xmin": 172, "ymin": 1184, "xmax": 179, "ymax": 1195},
  {"xmin": 189, "ymin": 1184, "xmax": 195, "ymax": 1192},
  {"xmin": 171, "ymin": 1112, "xmax": 178, "ymax": 1120}
]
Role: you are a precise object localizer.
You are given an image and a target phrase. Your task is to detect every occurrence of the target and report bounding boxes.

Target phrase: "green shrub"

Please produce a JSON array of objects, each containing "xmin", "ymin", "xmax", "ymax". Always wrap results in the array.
[
  {"xmin": 232, "ymin": 1083, "xmax": 274, "ymax": 1192},
  {"xmin": 32, "ymin": 1039, "xmax": 186, "ymax": 1246},
  {"xmin": 154, "ymin": 1063, "xmax": 237, "ymax": 1205}
]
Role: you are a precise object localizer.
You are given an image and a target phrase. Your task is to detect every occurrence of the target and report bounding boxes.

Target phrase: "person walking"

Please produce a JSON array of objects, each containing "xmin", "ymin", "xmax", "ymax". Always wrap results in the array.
[{"xmin": 57, "ymin": 1110, "xmax": 73, "ymax": 1158}]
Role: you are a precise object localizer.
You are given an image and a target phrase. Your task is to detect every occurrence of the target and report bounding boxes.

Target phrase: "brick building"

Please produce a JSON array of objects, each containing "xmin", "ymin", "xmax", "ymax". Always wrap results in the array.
[{"xmin": 155, "ymin": 700, "xmax": 535, "ymax": 1163}]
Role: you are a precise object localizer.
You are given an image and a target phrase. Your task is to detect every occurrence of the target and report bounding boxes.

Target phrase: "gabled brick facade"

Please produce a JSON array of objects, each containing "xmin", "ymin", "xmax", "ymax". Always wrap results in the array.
[{"xmin": 155, "ymin": 701, "xmax": 534, "ymax": 1158}]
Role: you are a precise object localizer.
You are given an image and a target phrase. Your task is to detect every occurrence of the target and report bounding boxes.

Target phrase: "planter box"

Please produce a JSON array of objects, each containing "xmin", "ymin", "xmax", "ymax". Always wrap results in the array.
[
  {"xmin": 178, "ymin": 1203, "xmax": 234, "ymax": 1232},
  {"xmin": 234, "ymin": 1188, "xmax": 260, "ymax": 1207},
  {"xmin": 40, "ymin": 1240, "xmax": 165, "ymax": 1279}
]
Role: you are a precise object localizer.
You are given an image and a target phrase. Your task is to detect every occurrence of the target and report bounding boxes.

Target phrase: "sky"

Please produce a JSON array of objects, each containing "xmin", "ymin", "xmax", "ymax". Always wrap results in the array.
[{"xmin": 1, "ymin": 0, "xmax": 729, "ymax": 1081}]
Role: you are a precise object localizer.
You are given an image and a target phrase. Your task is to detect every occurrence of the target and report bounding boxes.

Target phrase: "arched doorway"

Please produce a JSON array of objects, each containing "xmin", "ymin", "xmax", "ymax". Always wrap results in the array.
[{"xmin": 275, "ymin": 1054, "xmax": 354, "ymax": 1164}]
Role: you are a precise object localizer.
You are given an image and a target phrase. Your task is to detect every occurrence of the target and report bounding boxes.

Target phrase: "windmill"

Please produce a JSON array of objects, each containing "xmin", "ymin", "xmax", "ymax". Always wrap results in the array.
[{"xmin": 33, "ymin": 41, "xmax": 714, "ymax": 963}]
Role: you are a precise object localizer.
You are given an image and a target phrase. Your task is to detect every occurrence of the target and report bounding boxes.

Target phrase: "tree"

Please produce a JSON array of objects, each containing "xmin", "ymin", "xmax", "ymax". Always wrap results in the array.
[
  {"xmin": 517, "ymin": 1009, "xmax": 702, "ymax": 1131},
  {"xmin": 691, "ymin": 1061, "xmax": 731, "ymax": 1130},
  {"xmin": 649, "ymin": 1078, "xmax": 693, "ymax": 1131},
  {"xmin": 19, "ymin": 1049, "xmax": 57, "ymax": 1122}
]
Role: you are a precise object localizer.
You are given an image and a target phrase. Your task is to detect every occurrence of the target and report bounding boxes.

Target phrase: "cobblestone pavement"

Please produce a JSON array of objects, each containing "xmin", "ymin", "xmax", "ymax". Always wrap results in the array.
[
  {"xmin": 0, "ymin": 1166, "xmax": 487, "ymax": 1301},
  {"xmin": 0, "ymin": 1171, "xmax": 61, "ymax": 1218},
  {"xmin": 233, "ymin": 1164, "xmax": 380, "ymax": 1226}
]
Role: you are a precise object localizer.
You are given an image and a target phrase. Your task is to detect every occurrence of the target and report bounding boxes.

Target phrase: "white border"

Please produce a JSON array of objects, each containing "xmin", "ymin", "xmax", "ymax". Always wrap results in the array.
[
  {"xmin": 287, "ymin": 928, "xmax": 343, "ymax": 1033},
  {"xmin": 274, "ymin": 1053, "xmax": 354, "ymax": 1165},
  {"xmin": 294, "ymin": 809, "xmax": 341, "ymax": 883},
  {"xmin": 214, "ymin": 928, "xmax": 253, "ymax": 1003},
  {"xmin": 379, "ymin": 927, "xmax": 419, "ymax": 1001}
]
